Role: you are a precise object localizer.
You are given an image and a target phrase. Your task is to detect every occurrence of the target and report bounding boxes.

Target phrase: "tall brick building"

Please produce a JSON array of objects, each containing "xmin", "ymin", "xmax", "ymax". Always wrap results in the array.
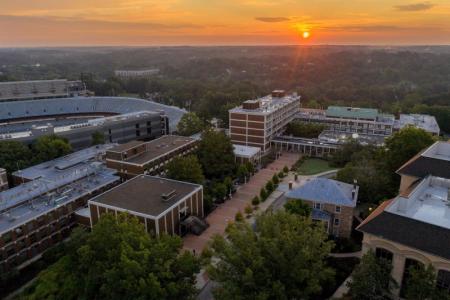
[{"xmin": 229, "ymin": 90, "xmax": 300, "ymax": 153}]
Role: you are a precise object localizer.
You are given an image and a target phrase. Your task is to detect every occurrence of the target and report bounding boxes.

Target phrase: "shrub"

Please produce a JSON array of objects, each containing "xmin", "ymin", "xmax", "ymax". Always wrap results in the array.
[
  {"xmin": 283, "ymin": 166, "xmax": 289, "ymax": 173},
  {"xmin": 278, "ymin": 171, "xmax": 285, "ymax": 178},
  {"xmin": 252, "ymin": 196, "xmax": 260, "ymax": 206},
  {"xmin": 244, "ymin": 204, "xmax": 253, "ymax": 216},
  {"xmin": 235, "ymin": 211, "xmax": 244, "ymax": 222},
  {"xmin": 272, "ymin": 174, "xmax": 279, "ymax": 185},
  {"xmin": 260, "ymin": 188, "xmax": 268, "ymax": 201},
  {"xmin": 265, "ymin": 180, "xmax": 274, "ymax": 193}
]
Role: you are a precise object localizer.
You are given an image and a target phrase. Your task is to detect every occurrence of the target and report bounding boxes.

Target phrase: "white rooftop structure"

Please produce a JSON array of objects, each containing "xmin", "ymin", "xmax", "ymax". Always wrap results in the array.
[
  {"xmin": 422, "ymin": 141, "xmax": 450, "ymax": 161},
  {"xmin": 233, "ymin": 144, "xmax": 261, "ymax": 158},
  {"xmin": 229, "ymin": 91, "xmax": 300, "ymax": 115},
  {"xmin": 395, "ymin": 114, "xmax": 440, "ymax": 135},
  {"xmin": 386, "ymin": 176, "xmax": 450, "ymax": 230}
]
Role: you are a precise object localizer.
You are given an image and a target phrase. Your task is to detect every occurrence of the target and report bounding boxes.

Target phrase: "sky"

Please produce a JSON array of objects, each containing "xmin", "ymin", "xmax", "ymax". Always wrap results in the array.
[{"xmin": 0, "ymin": 0, "xmax": 450, "ymax": 46}]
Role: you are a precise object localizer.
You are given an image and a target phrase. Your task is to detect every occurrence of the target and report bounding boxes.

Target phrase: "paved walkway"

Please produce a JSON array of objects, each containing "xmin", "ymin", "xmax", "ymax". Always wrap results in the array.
[{"xmin": 183, "ymin": 152, "xmax": 300, "ymax": 254}]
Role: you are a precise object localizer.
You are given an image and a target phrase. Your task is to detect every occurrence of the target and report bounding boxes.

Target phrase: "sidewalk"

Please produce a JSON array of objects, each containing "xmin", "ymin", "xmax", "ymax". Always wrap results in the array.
[{"xmin": 183, "ymin": 152, "xmax": 300, "ymax": 253}]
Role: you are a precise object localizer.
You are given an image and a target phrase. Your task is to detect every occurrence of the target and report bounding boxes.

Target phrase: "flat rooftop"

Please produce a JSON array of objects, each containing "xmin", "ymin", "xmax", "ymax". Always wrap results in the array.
[
  {"xmin": 13, "ymin": 144, "xmax": 116, "ymax": 181},
  {"xmin": 395, "ymin": 114, "xmax": 440, "ymax": 134},
  {"xmin": 229, "ymin": 93, "xmax": 300, "ymax": 115},
  {"xmin": 89, "ymin": 175, "xmax": 201, "ymax": 218},
  {"xmin": 233, "ymin": 144, "xmax": 261, "ymax": 158},
  {"xmin": 386, "ymin": 176, "xmax": 450, "ymax": 230},
  {"xmin": 109, "ymin": 135, "xmax": 197, "ymax": 165},
  {"xmin": 0, "ymin": 167, "xmax": 119, "ymax": 234},
  {"xmin": 326, "ymin": 106, "xmax": 379, "ymax": 120},
  {"xmin": 318, "ymin": 130, "xmax": 387, "ymax": 146},
  {"xmin": 422, "ymin": 141, "xmax": 450, "ymax": 162}
]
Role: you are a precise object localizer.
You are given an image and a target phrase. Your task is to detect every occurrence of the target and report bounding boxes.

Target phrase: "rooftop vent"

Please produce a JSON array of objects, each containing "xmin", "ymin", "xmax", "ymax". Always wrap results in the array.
[{"xmin": 161, "ymin": 190, "xmax": 177, "ymax": 202}]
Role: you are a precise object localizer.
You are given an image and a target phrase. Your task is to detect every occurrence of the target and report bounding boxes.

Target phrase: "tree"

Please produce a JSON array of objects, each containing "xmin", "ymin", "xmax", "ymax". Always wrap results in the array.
[
  {"xmin": 272, "ymin": 174, "xmax": 279, "ymax": 185},
  {"xmin": 330, "ymin": 139, "xmax": 365, "ymax": 167},
  {"xmin": 91, "ymin": 131, "xmax": 105, "ymax": 145},
  {"xmin": 211, "ymin": 182, "xmax": 228, "ymax": 202},
  {"xmin": 347, "ymin": 251, "xmax": 397, "ymax": 300},
  {"xmin": 404, "ymin": 264, "xmax": 450, "ymax": 300},
  {"xmin": 236, "ymin": 164, "xmax": 249, "ymax": 182},
  {"xmin": 177, "ymin": 112, "xmax": 205, "ymax": 136},
  {"xmin": 197, "ymin": 129, "xmax": 236, "ymax": 179},
  {"xmin": 0, "ymin": 141, "xmax": 32, "ymax": 174},
  {"xmin": 166, "ymin": 155, "xmax": 204, "ymax": 184},
  {"xmin": 265, "ymin": 180, "xmax": 274, "ymax": 193},
  {"xmin": 235, "ymin": 211, "xmax": 244, "ymax": 222},
  {"xmin": 207, "ymin": 211, "xmax": 334, "ymax": 299},
  {"xmin": 23, "ymin": 214, "xmax": 200, "ymax": 300},
  {"xmin": 245, "ymin": 161, "xmax": 255, "ymax": 175},
  {"xmin": 260, "ymin": 187, "xmax": 268, "ymax": 201},
  {"xmin": 283, "ymin": 166, "xmax": 289, "ymax": 173},
  {"xmin": 284, "ymin": 199, "xmax": 312, "ymax": 217},
  {"xmin": 32, "ymin": 135, "xmax": 72, "ymax": 164},
  {"xmin": 244, "ymin": 204, "xmax": 253, "ymax": 216},
  {"xmin": 251, "ymin": 196, "xmax": 260, "ymax": 206}
]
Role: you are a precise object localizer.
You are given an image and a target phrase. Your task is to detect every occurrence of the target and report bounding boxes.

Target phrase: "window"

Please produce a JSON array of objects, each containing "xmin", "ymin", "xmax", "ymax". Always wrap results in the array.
[
  {"xmin": 375, "ymin": 248, "xmax": 393, "ymax": 263},
  {"xmin": 437, "ymin": 270, "xmax": 450, "ymax": 293},
  {"xmin": 400, "ymin": 259, "xmax": 423, "ymax": 297},
  {"xmin": 2, "ymin": 232, "xmax": 12, "ymax": 244},
  {"xmin": 313, "ymin": 202, "xmax": 322, "ymax": 210},
  {"xmin": 335, "ymin": 206, "xmax": 341, "ymax": 213},
  {"xmin": 334, "ymin": 218, "xmax": 340, "ymax": 226}
]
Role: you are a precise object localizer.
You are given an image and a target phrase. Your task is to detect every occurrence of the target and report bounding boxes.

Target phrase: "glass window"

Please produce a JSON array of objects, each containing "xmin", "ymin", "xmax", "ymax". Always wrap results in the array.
[
  {"xmin": 313, "ymin": 202, "xmax": 322, "ymax": 210},
  {"xmin": 335, "ymin": 206, "xmax": 341, "ymax": 213},
  {"xmin": 334, "ymin": 218, "xmax": 340, "ymax": 226},
  {"xmin": 375, "ymin": 247, "xmax": 393, "ymax": 262}
]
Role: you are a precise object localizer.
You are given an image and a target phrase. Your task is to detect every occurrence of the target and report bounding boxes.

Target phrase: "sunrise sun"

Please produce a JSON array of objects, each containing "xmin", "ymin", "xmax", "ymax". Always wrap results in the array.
[{"xmin": 302, "ymin": 31, "xmax": 310, "ymax": 39}]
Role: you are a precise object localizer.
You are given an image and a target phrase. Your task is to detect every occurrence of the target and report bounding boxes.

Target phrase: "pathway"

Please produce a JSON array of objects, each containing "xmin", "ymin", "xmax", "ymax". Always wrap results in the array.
[{"xmin": 183, "ymin": 152, "xmax": 300, "ymax": 254}]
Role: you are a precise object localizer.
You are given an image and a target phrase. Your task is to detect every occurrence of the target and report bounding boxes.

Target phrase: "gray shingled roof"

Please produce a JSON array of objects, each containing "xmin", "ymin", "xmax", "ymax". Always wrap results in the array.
[{"xmin": 285, "ymin": 178, "xmax": 357, "ymax": 207}]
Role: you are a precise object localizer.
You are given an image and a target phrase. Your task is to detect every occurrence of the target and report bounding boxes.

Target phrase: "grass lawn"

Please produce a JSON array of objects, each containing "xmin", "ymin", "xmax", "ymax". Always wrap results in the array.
[{"xmin": 296, "ymin": 158, "xmax": 335, "ymax": 175}]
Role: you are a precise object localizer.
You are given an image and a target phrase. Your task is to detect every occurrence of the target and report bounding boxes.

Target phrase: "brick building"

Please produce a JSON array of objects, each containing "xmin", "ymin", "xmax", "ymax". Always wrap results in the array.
[
  {"xmin": 105, "ymin": 135, "xmax": 198, "ymax": 178},
  {"xmin": 88, "ymin": 175, "xmax": 206, "ymax": 236},
  {"xmin": 358, "ymin": 141, "xmax": 450, "ymax": 297},
  {"xmin": 229, "ymin": 90, "xmax": 300, "ymax": 154},
  {"xmin": 285, "ymin": 177, "xmax": 358, "ymax": 238}
]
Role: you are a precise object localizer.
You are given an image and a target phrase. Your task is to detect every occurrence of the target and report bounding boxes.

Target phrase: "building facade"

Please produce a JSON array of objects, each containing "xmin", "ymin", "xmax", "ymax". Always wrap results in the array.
[
  {"xmin": 105, "ymin": 135, "xmax": 198, "ymax": 178},
  {"xmin": 358, "ymin": 141, "xmax": 450, "ymax": 298},
  {"xmin": 285, "ymin": 177, "xmax": 358, "ymax": 238},
  {"xmin": 88, "ymin": 175, "xmax": 205, "ymax": 236},
  {"xmin": 229, "ymin": 90, "xmax": 300, "ymax": 154},
  {"xmin": 233, "ymin": 144, "xmax": 261, "ymax": 166},
  {"xmin": 0, "ymin": 169, "xmax": 8, "ymax": 191},
  {"xmin": 0, "ymin": 147, "xmax": 120, "ymax": 272}
]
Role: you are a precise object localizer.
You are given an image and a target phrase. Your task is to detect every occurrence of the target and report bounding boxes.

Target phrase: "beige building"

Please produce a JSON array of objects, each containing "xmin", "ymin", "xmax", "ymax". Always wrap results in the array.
[
  {"xmin": 358, "ymin": 141, "xmax": 450, "ymax": 298},
  {"xmin": 105, "ymin": 135, "xmax": 198, "ymax": 178},
  {"xmin": 229, "ymin": 90, "xmax": 300, "ymax": 154},
  {"xmin": 285, "ymin": 177, "xmax": 358, "ymax": 238},
  {"xmin": 88, "ymin": 175, "xmax": 206, "ymax": 236}
]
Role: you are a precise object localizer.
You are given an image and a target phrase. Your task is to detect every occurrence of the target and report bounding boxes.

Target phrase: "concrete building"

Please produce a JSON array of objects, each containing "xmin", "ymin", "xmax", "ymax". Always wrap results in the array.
[
  {"xmin": 233, "ymin": 144, "xmax": 261, "ymax": 165},
  {"xmin": 395, "ymin": 114, "xmax": 440, "ymax": 136},
  {"xmin": 114, "ymin": 69, "xmax": 160, "ymax": 78},
  {"xmin": 285, "ymin": 177, "xmax": 358, "ymax": 238},
  {"xmin": 0, "ymin": 147, "xmax": 120, "ymax": 272},
  {"xmin": 229, "ymin": 90, "xmax": 300, "ymax": 154},
  {"xmin": 358, "ymin": 141, "xmax": 450, "ymax": 297},
  {"xmin": 105, "ymin": 135, "xmax": 198, "ymax": 178},
  {"xmin": 297, "ymin": 106, "xmax": 396, "ymax": 136},
  {"xmin": 1, "ymin": 111, "xmax": 168, "ymax": 150},
  {"xmin": 88, "ymin": 175, "xmax": 206, "ymax": 236},
  {"xmin": 0, "ymin": 169, "xmax": 8, "ymax": 191},
  {"xmin": 0, "ymin": 79, "xmax": 86, "ymax": 102}
]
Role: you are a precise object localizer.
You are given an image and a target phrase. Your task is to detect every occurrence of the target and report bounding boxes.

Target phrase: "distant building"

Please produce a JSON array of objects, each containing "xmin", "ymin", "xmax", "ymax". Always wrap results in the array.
[
  {"xmin": 285, "ymin": 177, "xmax": 358, "ymax": 238},
  {"xmin": 0, "ymin": 145, "xmax": 120, "ymax": 272},
  {"xmin": 0, "ymin": 169, "xmax": 8, "ymax": 192},
  {"xmin": 88, "ymin": 175, "xmax": 206, "ymax": 236},
  {"xmin": 297, "ymin": 106, "xmax": 396, "ymax": 136},
  {"xmin": 395, "ymin": 114, "xmax": 440, "ymax": 136},
  {"xmin": 229, "ymin": 90, "xmax": 300, "ymax": 153},
  {"xmin": 0, "ymin": 79, "xmax": 86, "ymax": 102},
  {"xmin": 1, "ymin": 111, "xmax": 168, "ymax": 150},
  {"xmin": 233, "ymin": 144, "xmax": 261, "ymax": 166},
  {"xmin": 358, "ymin": 141, "xmax": 450, "ymax": 297},
  {"xmin": 114, "ymin": 69, "xmax": 159, "ymax": 78},
  {"xmin": 105, "ymin": 135, "xmax": 198, "ymax": 178}
]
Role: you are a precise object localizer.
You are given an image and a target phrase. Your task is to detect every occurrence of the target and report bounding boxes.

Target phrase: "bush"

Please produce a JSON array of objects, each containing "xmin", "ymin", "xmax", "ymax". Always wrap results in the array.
[
  {"xmin": 244, "ymin": 204, "xmax": 253, "ymax": 216},
  {"xmin": 265, "ymin": 180, "xmax": 274, "ymax": 193},
  {"xmin": 272, "ymin": 174, "xmax": 279, "ymax": 185},
  {"xmin": 260, "ymin": 188, "xmax": 268, "ymax": 201},
  {"xmin": 278, "ymin": 171, "xmax": 285, "ymax": 178},
  {"xmin": 283, "ymin": 166, "xmax": 289, "ymax": 173},
  {"xmin": 252, "ymin": 196, "xmax": 260, "ymax": 206},
  {"xmin": 235, "ymin": 211, "xmax": 244, "ymax": 222}
]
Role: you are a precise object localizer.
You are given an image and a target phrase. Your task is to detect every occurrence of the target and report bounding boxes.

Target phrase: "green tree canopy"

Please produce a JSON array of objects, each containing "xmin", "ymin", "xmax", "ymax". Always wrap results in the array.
[
  {"xmin": 347, "ymin": 251, "xmax": 397, "ymax": 300},
  {"xmin": 166, "ymin": 155, "xmax": 205, "ymax": 184},
  {"xmin": 405, "ymin": 264, "xmax": 450, "ymax": 300},
  {"xmin": 23, "ymin": 214, "xmax": 200, "ymax": 300},
  {"xmin": 197, "ymin": 129, "xmax": 236, "ymax": 179},
  {"xmin": 207, "ymin": 211, "xmax": 334, "ymax": 300},
  {"xmin": 284, "ymin": 199, "xmax": 312, "ymax": 217},
  {"xmin": 0, "ymin": 141, "xmax": 32, "ymax": 174},
  {"xmin": 177, "ymin": 112, "xmax": 205, "ymax": 136},
  {"xmin": 32, "ymin": 135, "xmax": 72, "ymax": 164}
]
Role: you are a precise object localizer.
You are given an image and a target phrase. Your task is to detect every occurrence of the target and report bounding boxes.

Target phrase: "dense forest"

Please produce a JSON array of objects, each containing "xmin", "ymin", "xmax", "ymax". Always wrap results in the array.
[{"xmin": 0, "ymin": 46, "xmax": 449, "ymax": 132}]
